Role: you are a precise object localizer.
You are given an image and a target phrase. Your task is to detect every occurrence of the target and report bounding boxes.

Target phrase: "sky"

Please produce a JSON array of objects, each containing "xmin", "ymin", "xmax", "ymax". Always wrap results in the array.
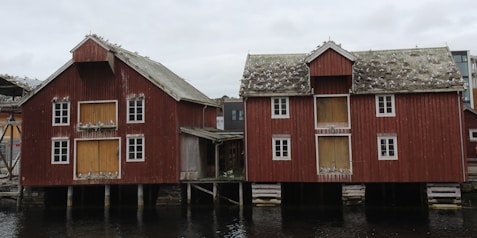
[{"xmin": 1, "ymin": 0, "xmax": 476, "ymax": 98}]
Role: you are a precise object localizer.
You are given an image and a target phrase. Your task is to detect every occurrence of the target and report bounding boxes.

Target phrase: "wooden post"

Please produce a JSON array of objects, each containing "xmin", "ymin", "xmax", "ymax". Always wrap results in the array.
[
  {"xmin": 187, "ymin": 183, "xmax": 191, "ymax": 205},
  {"xmin": 213, "ymin": 183, "xmax": 218, "ymax": 204},
  {"xmin": 104, "ymin": 185, "xmax": 110, "ymax": 208},
  {"xmin": 215, "ymin": 143, "xmax": 220, "ymax": 178},
  {"xmin": 67, "ymin": 186, "xmax": 73, "ymax": 208},
  {"xmin": 239, "ymin": 182, "xmax": 243, "ymax": 206},
  {"xmin": 137, "ymin": 184, "xmax": 144, "ymax": 207}
]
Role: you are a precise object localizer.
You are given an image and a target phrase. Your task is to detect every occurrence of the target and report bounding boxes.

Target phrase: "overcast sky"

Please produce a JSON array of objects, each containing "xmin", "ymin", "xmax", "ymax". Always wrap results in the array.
[{"xmin": 1, "ymin": 0, "xmax": 476, "ymax": 98}]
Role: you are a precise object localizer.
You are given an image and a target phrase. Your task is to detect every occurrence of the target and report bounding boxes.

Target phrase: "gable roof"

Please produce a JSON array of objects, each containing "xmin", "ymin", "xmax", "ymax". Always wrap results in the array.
[
  {"xmin": 240, "ymin": 44, "xmax": 464, "ymax": 97},
  {"xmin": 305, "ymin": 41, "xmax": 356, "ymax": 63},
  {"xmin": 22, "ymin": 35, "xmax": 218, "ymax": 107}
]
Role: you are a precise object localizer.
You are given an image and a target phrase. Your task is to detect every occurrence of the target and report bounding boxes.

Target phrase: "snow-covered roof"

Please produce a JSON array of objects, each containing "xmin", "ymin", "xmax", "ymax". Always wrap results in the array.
[{"xmin": 240, "ymin": 45, "xmax": 463, "ymax": 97}]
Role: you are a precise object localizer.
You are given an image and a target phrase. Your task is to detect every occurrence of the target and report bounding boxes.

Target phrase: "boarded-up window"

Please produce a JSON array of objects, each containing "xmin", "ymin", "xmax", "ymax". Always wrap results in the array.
[
  {"xmin": 79, "ymin": 101, "xmax": 117, "ymax": 129},
  {"xmin": 76, "ymin": 139, "xmax": 119, "ymax": 179},
  {"xmin": 317, "ymin": 136, "xmax": 351, "ymax": 174},
  {"xmin": 315, "ymin": 96, "xmax": 349, "ymax": 128}
]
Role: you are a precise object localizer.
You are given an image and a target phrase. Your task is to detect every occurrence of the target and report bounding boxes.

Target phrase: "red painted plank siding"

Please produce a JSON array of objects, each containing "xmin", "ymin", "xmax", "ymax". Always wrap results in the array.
[
  {"xmin": 21, "ymin": 56, "xmax": 213, "ymax": 186},
  {"xmin": 308, "ymin": 49, "xmax": 353, "ymax": 77},
  {"xmin": 351, "ymin": 93, "xmax": 465, "ymax": 182},
  {"xmin": 245, "ymin": 92, "xmax": 466, "ymax": 183},
  {"xmin": 73, "ymin": 38, "xmax": 109, "ymax": 62}
]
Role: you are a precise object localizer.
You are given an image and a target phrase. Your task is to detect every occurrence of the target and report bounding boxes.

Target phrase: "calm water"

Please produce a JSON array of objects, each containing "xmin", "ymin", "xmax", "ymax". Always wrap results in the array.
[{"xmin": 0, "ymin": 203, "xmax": 476, "ymax": 237}]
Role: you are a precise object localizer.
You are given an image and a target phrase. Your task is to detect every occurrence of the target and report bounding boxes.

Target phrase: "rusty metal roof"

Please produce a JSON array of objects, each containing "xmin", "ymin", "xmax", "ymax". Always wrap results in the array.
[{"xmin": 240, "ymin": 44, "xmax": 464, "ymax": 96}]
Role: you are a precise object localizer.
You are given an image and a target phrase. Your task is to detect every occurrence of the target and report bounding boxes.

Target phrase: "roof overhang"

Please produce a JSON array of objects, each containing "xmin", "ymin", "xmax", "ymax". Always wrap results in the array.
[{"xmin": 180, "ymin": 127, "xmax": 243, "ymax": 142}]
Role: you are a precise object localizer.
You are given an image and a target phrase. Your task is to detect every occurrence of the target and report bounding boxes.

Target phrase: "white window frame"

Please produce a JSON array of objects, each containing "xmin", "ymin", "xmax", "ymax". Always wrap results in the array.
[
  {"xmin": 377, "ymin": 135, "xmax": 398, "ymax": 160},
  {"xmin": 52, "ymin": 101, "xmax": 70, "ymax": 126},
  {"xmin": 272, "ymin": 135, "xmax": 291, "ymax": 160},
  {"xmin": 314, "ymin": 94, "xmax": 350, "ymax": 129},
  {"xmin": 470, "ymin": 129, "xmax": 477, "ymax": 142},
  {"xmin": 126, "ymin": 134, "xmax": 145, "ymax": 162},
  {"xmin": 51, "ymin": 137, "xmax": 69, "ymax": 164},
  {"xmin": 127, "ymin": 95, "xmax": 145, "ymax": 123},
  {"xmin": 271, "ymin": 97, "xmax": 290, "ymax": 119},
  {"xmin": 375, "ymin": 94, "xmax": 395, "ymax": 117}
]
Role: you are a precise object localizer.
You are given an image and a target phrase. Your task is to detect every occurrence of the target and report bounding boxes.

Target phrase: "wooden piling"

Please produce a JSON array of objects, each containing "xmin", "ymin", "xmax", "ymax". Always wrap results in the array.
[
  {"xmin": 137, "ymin": 184, "xmax": 144, "ymax": 207},
  {"xmin": 67, "ymin": 186, "xmax": 73, "ymax": 208},
  {"xmin": 104, "ymin": 185, "xmax": 110, "ymax": 208}
]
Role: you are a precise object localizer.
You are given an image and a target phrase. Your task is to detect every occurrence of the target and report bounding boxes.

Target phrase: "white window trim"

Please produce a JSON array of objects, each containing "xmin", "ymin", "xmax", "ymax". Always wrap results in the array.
[
  {"xmin": 315, "ymin": 134, "xmax": 353, "ymax": 175},
  {"xmin": 470, "ymin": 129, "xmax": 477, "ymax": 142},
  {"xmin": 314, "ymin": 94, "xmax": 351, "ymax": 130},
  {"xmin": 73, "ymin": 137, "xmax": 122, "ymax": 180},
  {"xmin": 375, "ymin": 94, "xmax": 396, "ymax": 117},
  {"xmin": 51, "ymin": 137, "xmax": 69, "ymax": 164},
  {"xmin": 272, "ymin": 135, "xmax": 291, "ymax": 160},
  {"xmin": 127, "ymin": 95, "xmax": 145, "ymax": 124},
  {"xmin": 77, "ymin": 100, "xmax": 119, "ymax": 130},
  {"xmin": 52, "ymin": 101, "xmax": 70, "ymax": 126},
  {"xmin": 377, "ymin": 135, "xmax": 398, "ymax": 160},
  {"xmin": 126, "ymin": 134, "xmax": 145, "ymax": 162},
  {"xmin": 271, "ymin": 97, "xmax": 290, "ymax": 119}
]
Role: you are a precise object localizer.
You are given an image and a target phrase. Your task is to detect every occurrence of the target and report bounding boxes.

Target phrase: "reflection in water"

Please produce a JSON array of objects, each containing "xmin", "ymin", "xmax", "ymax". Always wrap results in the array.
[{"xmin": 0, "ymin": 203, "xmax": 476, "ymax": 237}]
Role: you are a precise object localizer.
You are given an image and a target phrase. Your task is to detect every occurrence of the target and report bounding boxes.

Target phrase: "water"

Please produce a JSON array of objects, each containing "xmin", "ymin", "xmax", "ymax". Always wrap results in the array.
[{"xmin": 0, "ymin": 203, "xmax": 476, "ymax": 237}]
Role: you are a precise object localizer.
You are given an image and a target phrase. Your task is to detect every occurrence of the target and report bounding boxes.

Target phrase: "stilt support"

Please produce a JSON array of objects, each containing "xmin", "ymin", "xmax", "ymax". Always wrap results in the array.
[
  {"xmin": 67, "ymin": 186, "xmax": 73, "ymax": 208},
  {"xmin": 104, "ymin": 185, "xmax": 110, "ymax": 208},
  {"xmin": 137, "ymin": 184, "xmax": 144, "ymax": 207},
  {"xmin": 251, "ymin": 183, "xmax": 281, "ymax": 206},
  {"xmin": 427, "ymin": 183, "xmax": 461, "ymax": 209},
  {"xmin": 239, "ymin": 182, "xmax": 243, "ymax": 206},
  {"xmin": 187, "ymin": 183, "xmax": 192, "ymax": 205},
  {"xmin": 342, "ymin": 184, "xmax": 366, "ymax": 206}
]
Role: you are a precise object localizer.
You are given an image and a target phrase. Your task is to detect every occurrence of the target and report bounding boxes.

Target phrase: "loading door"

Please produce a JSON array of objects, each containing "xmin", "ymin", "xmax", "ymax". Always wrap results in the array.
[{"xmin": 76, "ymin": 139, "xmax": 120, "ymax": 179}]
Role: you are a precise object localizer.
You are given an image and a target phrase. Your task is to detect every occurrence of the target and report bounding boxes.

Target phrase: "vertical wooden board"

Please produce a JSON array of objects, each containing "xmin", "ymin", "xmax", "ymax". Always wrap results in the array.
[
  {"xmin": 335, "ymin": 136, "xmax": 350, "ymax": 169},
  {"xmin": 99, "ymin": 140, "xmax": 119, "ymax": 174},
  {"xmin": 316, "ymin": 97, "xmax": 332, "ymax": 125},
  {"xmin": 333, "ymin": 97, "xmax": 348, "ymax": 124},
  {"xmin": 76, "ymin": 140, "xmax": 99, "ymax": 175},
  {"xmin": 318, "ymin": 137, "xmax": 334, "ymax": 168},
  {"xmin": 80, "ymin": 102, "xmax": 116, "ymax": 124}
]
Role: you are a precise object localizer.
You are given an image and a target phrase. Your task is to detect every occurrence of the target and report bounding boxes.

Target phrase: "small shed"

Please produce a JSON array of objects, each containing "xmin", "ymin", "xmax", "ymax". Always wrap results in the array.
[{"xmin": 180, "ymin": 127, "xmax": 243, "ymax": 181}]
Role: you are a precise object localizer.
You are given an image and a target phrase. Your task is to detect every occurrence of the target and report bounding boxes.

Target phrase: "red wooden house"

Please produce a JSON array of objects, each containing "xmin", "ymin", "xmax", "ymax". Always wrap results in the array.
[
  {"xmin": 19, "ymin": 35, "xmax": 218, "ymax": 205},
  {"xmin": 240, "ymin": 41, "xmax": 467, "ymax": 204}
]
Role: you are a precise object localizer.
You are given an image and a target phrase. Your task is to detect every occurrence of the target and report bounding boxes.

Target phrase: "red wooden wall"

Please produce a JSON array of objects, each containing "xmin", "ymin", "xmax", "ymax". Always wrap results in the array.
[
  {"xmin": 350, "ymin": 92, "xmax": 466, "ymax": 182},
  {"xmin": 464, "ymin": 110, "xmax": 477, "ymax": 159},
  {"xmin": 21, "ymin": 52, "xmax": 216, "ymax": 186}
]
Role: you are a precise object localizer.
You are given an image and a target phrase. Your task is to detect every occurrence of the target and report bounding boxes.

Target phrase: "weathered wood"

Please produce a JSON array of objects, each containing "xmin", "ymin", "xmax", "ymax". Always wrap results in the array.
[
  {"xmin": 251, "ymin": 183, "xmax": 281, "ymax": 205},
  {"xmin": 342, "ymin": 184, "xmax": 365, "ymax": 205},
  {"xmin": 427, "ymin": 183, "xmax": 462, "ymax": 208}
]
